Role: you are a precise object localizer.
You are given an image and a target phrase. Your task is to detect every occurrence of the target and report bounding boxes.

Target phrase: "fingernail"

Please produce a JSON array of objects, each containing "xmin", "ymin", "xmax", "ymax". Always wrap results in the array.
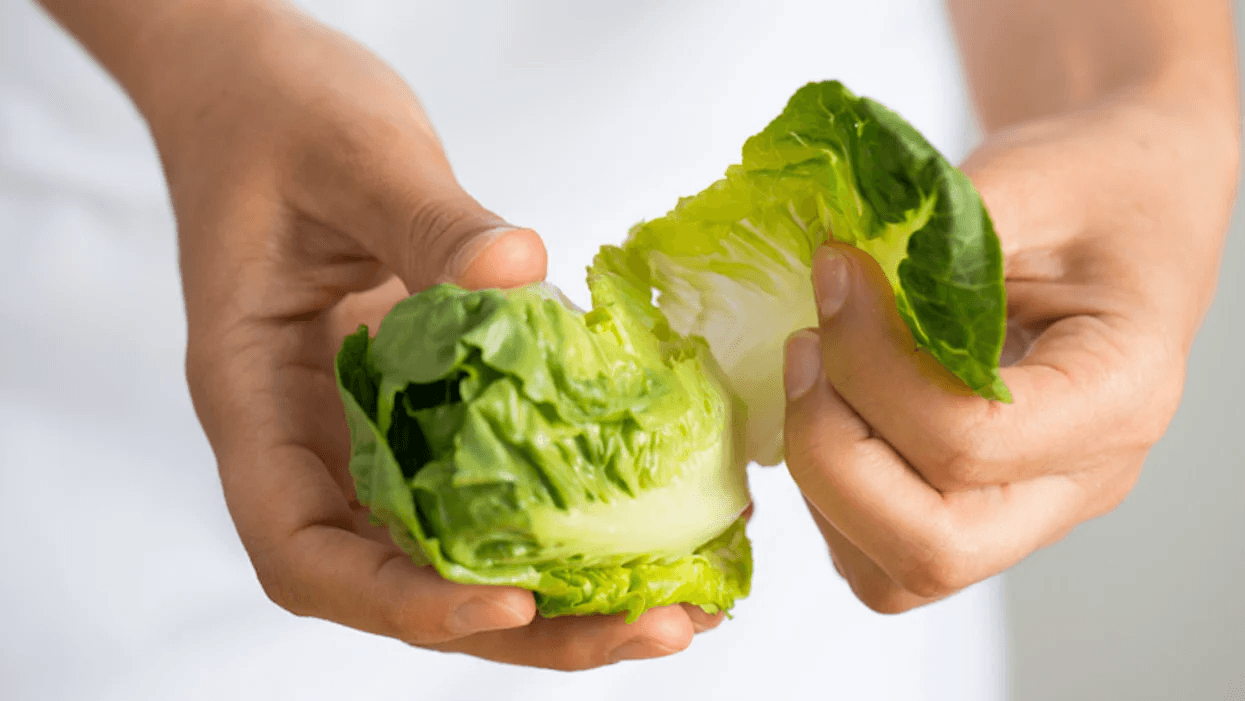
[
  {"xmin": 449, "ymin": 597, "xmax": 526, "ymax": 635},
  {"xmin": 609, "ymin": 639, "xmax": 672, "ymax": 664},
  {"xmin": 812, "ymin": 246, "xmax": 850, "ymax": 319},
  {"xmin": 442, "ymin": 225, "xmax": 519, "ymax": 282},
  {"xmin": 784, "ymin": 329, "xmax": 822, "ymax": 400}
]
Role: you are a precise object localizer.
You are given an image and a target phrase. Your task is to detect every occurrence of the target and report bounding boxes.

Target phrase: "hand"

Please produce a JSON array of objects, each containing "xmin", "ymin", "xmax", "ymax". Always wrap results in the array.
[
  {"xmin": 781, "ymin": 94, "xmax": 1238, "ymax": 613},
  {"xmin": 145, "ymin": 1, "xmax": 716, "ymax": 668}
]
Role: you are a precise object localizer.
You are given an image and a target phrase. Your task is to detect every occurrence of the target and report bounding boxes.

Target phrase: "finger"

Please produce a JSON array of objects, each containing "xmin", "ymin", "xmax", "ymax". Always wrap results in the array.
[
  {"xmin": 809, "ymin": 243, "xmax": 1150, "ymax": 489},
  {"xmin": 238, "ymin": 444, "xmax": 536, "ymax": 645},
  {"xmin": 681, "ymin": 603, "xmax": 727, "ymax": 634},
  {"xmin": 282, "ymin": 101, "xmax": 547, "ymax": 293},
  {"xmin": 452, "ymin": 226, "xmax": 548, "ymax": 290},
  {"xmin": 803, "ymin": 497, "xmax": 938, "ymax": 614},
  {"xmin": 782, "ymin": 330, "xmax": 1087, "ymax": 598},
  {"xmin": 428, "ymin": 605, "xmax": 697, "ymax": 671},
  {"xmin": 200, "ymin": 317, "xmax": 537, "ymax": 645},
  {"xmin": 325, "ymin": 224, "xmax": 548, "ymax": 374},
  {"xmin": 200, "ymin": 316, "xmax": 543, "ymax": 650}
]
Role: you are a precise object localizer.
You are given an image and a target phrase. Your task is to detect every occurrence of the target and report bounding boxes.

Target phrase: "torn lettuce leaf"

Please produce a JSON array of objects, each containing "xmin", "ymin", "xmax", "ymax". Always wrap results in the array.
[{"xmin": 617, "ymin": 80, "xmax": 1010, "ymax": 466}]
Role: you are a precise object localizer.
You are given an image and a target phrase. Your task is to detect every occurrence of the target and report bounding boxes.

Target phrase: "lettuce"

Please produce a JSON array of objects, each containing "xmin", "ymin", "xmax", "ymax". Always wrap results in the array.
[
  {"xmin": 336, "ymin": 263, "xmax": 752, "ymax": 621},
  {"xmin": 618, "ymin": 80, "xmax": 1009, "ymax": 466},
  {"xmin": 334, "ymin": 80, "xmax": 1007, "ymax": 621}
]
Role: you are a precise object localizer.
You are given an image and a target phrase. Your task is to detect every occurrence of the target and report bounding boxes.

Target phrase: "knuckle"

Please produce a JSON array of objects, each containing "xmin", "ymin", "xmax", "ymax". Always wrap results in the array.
[
  {"xmin": 398, "ymin": 611, "xmax": 468, "ymax": 649},
  {"xmin": 1138, "ymin": 369, "xmax": 1184, "ymax": 447},
  {"xmin": 921, "ymin": 400, "xmax": 1013, "ymax": 491},
  {"xmin": 927, "ymin": 432, "xmax": 991, "ymax": 491},
  {"xmin": 851, "ymin": 576, "xmax": 920, "ymax": 615},
  {"xmin": 384, "ymin": 598, "xmax": 429, "ymax": 644},
  {"xmin": 858, "ymin": 589, "xmax": 919, "ymax": 615},
  {"xmin": 403, "ymin": 194, "xmax": 500, "ymax": 289},
  {"xmin": 896, "ymin": 563, "xmax": 957, "ymax": 600},
  {"xmin": 1109, "ymin": 331, "xmax": 1185, "ymax": 449},
  {"xmin": 1086, "ymin": 456, "xmax": 1145, "ymax": 520},
  {"xmin": 662, "ymin": 624, "xmax": 696, "ymax": 655},
  {"xmin": 896, "ymin": 540, "xmax": 975, "ymax": 599},
  {"xmin": 1105, "ymin": 467, "xmax": 1140, "ymax": 513},
  {"xmin": 383, "ymin": 596, "xmax": 445, "ymax": 646},
  {"xmin": 253, "ymin": 556, "xmax": 309, "ymax": 618},
  {"xmin": 831, "ymin": 547, "xmax": 923, "ymax": 615},
  {"xmin": 784, "ymin": 440, "xmax": 828, "ymax": 483},
  {"xmin": 183, "ymin": 341, "xmax": 216, "ymax": 412},
  {"xmin": 550, "ymin": 647, "xmax": 601, "ymax": 673},
  {"xmin": 785, "ymin": 419, "xmax": 848, "ymax": 481}
]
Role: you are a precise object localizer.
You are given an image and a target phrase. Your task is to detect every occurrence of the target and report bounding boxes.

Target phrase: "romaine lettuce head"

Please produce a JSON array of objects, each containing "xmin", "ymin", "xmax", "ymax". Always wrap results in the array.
[
  {"xmin": 333, "ymin": 79, "xmax": 1010, "ymax": 623},
  {"xmin": 619, "ymin": 80, "xmax": 1010, "ymax": 466},
  {"xmin": 334, "ymin": 253, "xmax": 752, "ymax": 622}
]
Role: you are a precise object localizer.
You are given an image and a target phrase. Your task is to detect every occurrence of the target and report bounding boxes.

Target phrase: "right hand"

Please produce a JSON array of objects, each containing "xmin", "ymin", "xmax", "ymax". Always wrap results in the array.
[{"xmin": 136, "ymin": 0, "xmax": 719, "ymax": 669}]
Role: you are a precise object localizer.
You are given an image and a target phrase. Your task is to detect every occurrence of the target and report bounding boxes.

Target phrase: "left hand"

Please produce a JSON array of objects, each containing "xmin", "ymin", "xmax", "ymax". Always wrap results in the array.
[
  {"xmin": 781, "ymin": 95, "xmax": 1238, "ymax": 613},
  {"xmin": 151, "ymin": 1, "xmax": 719, "ymax": 667}
]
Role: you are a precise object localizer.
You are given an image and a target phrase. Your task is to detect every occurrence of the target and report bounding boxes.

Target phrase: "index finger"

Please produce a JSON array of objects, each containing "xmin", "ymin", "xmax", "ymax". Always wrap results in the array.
[
  {"xmin": 237, "ymin": 445, "xmax": 537, "ymax": 645},
  {"xmin": 782, "ymin": 330, "xmax": 1090, "ymax": 597},
  {"xmin": 198, "ymin": 318, "xmax": 536, "ymax": 646},
  {"xmin": 809, "ymin": 244, "xmax": 1168, "ymax": 489}
]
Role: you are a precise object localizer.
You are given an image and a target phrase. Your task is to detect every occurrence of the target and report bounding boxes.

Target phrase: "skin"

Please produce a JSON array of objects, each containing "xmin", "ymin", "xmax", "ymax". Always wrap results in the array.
[
  {"xmin": 34, "ymin": 0, "xmax": 1239, "ymax": 671},
  {"xmin": 38, "ymin": 0, "xmax": 715, "ymax": 670},
  {"xmin": 783, "ymin": 0, "xmax": 1240, "ymax": 613}
]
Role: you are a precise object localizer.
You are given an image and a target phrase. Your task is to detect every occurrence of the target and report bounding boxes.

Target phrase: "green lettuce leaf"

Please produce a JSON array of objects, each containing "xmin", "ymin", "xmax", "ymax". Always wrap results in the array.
[
  {"xmin": 618, "ymin": 80, "xmax": 1010, "ymax": 466},
  {"xmin": 334, "ymin": 79, "xmax": 1010, "ymax": 622},
  {"xmin": 334, "ymin": 260, "xmax": 752, "ymax": 622}
]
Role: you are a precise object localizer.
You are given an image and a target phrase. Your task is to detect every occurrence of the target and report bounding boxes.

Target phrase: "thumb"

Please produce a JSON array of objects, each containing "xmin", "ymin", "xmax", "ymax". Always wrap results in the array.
[
  {"xmin": 384, "ymin": 181, "xmax": 547, "ymax": 291},
  {"xmin": 379, "ymin": 185, "xmax": 548, "ymax": 292},
  {"xmin": 811, "ymin": 241, "xmax": 976, "ymax": 398},
  {"xmin": 444, "ymin": 225, "xmax": 548, "ymax": 292},
  {"xmin": 292, "ymin": 125, "xmax": 547, "ymax": 292},
  {"xmin": 808, "ymin": 243, "xmax": 1009, "ymax": 491}
]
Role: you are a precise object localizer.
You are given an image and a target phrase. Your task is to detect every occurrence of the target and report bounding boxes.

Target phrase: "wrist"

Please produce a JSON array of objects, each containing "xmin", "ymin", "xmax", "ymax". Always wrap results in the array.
[
  {"xmin": 124, "ymin": 0, "xmax": 284, "ymax": 134},
  {"xmin": 40, "ymin": 0, "xmax": 285, "ymax": 138}
]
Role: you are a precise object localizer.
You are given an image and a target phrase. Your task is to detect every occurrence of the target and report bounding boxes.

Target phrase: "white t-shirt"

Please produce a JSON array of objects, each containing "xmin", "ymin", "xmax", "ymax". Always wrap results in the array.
[{"xmin": 0, "ymin": 1, "xmax": 1006, "ymax": 699}]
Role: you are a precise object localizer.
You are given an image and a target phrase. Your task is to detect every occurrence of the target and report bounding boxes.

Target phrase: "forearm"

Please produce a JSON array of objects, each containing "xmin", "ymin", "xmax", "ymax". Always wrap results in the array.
[
  {"xmin": 36, "ymin": 0, "xmax": 256, "ymax": 114},
  {"xmin": 36, "ymin": 0, "xmax": 445, "ymax": 200},
  {"xmin": 947, "ymin": 0, "xmax": 1239, "ymax": 134}
]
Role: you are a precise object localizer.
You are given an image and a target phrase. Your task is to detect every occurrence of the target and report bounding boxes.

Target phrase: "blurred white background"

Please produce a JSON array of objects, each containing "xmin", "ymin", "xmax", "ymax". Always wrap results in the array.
[{"xmin": 0, "ymin": 1, "xmax": 1241, "ymax": 699}]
